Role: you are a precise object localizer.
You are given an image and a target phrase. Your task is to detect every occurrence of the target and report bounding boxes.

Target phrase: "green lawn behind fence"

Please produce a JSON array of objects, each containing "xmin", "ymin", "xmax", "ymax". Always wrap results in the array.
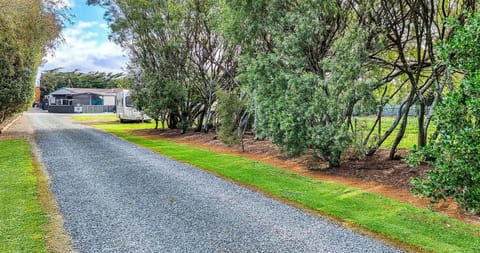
[{"xmin": 355, "ymin": 116, "xmax": 434, "ymax": 149}]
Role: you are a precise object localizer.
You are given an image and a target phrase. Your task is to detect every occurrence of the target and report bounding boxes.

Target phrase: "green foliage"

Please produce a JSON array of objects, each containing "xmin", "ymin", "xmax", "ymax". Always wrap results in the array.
[
  {"xmin": 89, "ymin": 0, "xmax": 478, "ymax": 166},
  {"xmin": 228, "ymin": 1, "xmax": 376, "ymax": 167},
  {"xmin": 437, "ymin": 17, "xmax": 480, "ymax": 74},
  {"xmin": 102, "ymin": 0, "xmax": 223, "ymax": 131},
  {"xmin": 216, "ymin": 88, "xmax": 247, "ymax": 144},
  {"xmin": 409, "ymin": 13, "xmax": 480, "ymax": 213},
  {"xmin": 0, "ymin": 33, "xmax": 33, "ymax": 118},
  {"xmin": 0, "ymin": 139, "xmax": 48, "ymax": 253},
  {"xmin": 128, "ymin": 74, "xmax": 172, "ymax": 129},
  {"xmin": 0, "ymin": 0, "xmax": 64, "ymax": 123},
  {"xmin": 40, "ymin": 69, "xmax": 124, "ymax": 94},
  {"xmin": 81, "ymin": 117, "xmax": 480, "ymax": 253}
]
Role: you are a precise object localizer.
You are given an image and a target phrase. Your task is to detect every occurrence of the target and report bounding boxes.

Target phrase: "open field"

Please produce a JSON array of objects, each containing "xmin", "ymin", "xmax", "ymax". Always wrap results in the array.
[
  {"xmin": 75, "ymin": 115, "xmax": 480, "ymax": 253},
  {"xmin": 0, "ymin": 139, "xmax": 47, "ymax": 253},
  {"xmin": 355, "ymin": 116, "xmax": 433, "ymax": 150}
]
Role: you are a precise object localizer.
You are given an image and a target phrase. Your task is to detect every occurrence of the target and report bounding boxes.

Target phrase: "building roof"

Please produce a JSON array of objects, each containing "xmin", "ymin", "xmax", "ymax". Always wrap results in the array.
[
  {"xmin": 50, "ymin": 88, "xmax": 122, "ymax": 96},
  {"xmin": 50, "ymin": 88, "xmax": 74, "ymax": 96}
]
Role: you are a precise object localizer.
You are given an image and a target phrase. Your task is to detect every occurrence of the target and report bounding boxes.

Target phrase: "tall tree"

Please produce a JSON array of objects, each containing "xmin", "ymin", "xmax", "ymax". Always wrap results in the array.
[
  {"xmin": 222, "ymin": 1, "xmax": 381, "ymax": 167},
  {"xmin": 185, "ymin": 0, "xmax": 239, "ymax": 133},
  {"xmin": 91, "ymin": 0, "xmax": 190, "ymax": 129},
  {"xmin": 409, "ymin": 13, "xmax": 480, "ymax": 213},
  {"xmin": 0, "ymin": 0, "xmax": 64, "ymax": 123},
  {"xmin": 350, "ymin": 0, "xmax": 474, "ymax": 158},
  {"xmin": 90, "ymin": 0, "xmax": 238, "ymax": 133},
  {"xmin": 40, "ymin": 69, "xmax": 124, "ymax": 94}
]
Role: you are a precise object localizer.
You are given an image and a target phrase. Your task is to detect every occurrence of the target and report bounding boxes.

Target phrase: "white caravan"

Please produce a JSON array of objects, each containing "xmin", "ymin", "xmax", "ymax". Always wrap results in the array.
[{"xmin": 116, "ymin": 89, "xmax": 150, "ymax": 122}]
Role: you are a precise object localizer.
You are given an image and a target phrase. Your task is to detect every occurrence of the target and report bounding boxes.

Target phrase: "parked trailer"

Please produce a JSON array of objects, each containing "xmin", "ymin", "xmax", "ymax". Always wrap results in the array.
[{"xmin": 116, "ymin": 90, "xmax": 151, "ymax": 123}]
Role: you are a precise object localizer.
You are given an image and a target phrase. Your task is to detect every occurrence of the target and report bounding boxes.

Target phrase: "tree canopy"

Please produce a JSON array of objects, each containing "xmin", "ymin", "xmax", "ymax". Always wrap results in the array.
[
  {"xmin": 409, "ymin": 13, "xmax": 480, "ymax": 213},
  {"xmin": 90, "ymin": 0, "xmax": 480, "ymax": 210},
  {"xmin": 0, "ymin": 0, "xmax": 65, "ymax": 123},
  {"xmin": 40, "ymin": 69, "xmax": 125, "ymax": 94}
]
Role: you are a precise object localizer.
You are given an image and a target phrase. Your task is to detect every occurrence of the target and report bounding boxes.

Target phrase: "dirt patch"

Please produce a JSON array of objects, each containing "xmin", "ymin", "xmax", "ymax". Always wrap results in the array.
[
  {"xmin": 130, "ymin": 128, "xmax": 480, "ymax": 227},
  {"xmin": 0, "ymin": 114, "xmax": 22, "ymax": 138}
]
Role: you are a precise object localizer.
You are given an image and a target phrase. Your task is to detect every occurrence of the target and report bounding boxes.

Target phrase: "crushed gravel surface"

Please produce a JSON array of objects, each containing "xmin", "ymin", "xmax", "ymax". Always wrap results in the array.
[{"xmin": 28, "ymin": 112, "xmax": 402, "ymax": 253}]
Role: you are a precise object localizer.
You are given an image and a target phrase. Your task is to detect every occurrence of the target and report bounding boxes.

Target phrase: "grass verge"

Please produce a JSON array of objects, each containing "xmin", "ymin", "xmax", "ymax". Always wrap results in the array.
[
  {"xmin": 0, "ymin": 139, "xmax": 47, "ymax": 252},
  {"xmin": 79, "ymin": 116, "xmax": 480, "ymax": 253},
  {"xmin": 34, "ymin": 153, "xmax": 75, "ymax": 253}
]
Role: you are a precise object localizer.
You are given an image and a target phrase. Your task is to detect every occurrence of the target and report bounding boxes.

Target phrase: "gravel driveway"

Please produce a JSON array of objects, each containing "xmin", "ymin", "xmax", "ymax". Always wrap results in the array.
[{"xmin": 28, "ymin": 112, "xmax": 402, "ymax": 253}]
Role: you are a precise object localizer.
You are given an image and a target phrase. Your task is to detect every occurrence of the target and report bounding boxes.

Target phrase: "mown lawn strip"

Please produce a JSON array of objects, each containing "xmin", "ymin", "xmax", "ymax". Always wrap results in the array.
[
  {"xmin": 85, "ymin": 119, "xmax": 480, "ymax": 253},
  {"xmin": 0, "ymin": 138, "xmax": 47, "ymax": 253}
]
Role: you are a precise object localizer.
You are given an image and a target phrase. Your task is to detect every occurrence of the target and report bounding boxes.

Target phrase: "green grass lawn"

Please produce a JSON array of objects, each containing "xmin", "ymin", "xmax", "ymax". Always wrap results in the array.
[
  {"xmin": 75, "ymin": 114, "xmax": 423, "ymax": 149},
  {"xmin": 0, "ymin": 139, "xmax": 47, "ymax": 253},
  {"xmin": 355, "ymin": 116, "xmax": 434, "ymax": 149},
  {"xmin": 75, "ymin": 115, "xmax": 480, "ymax": 253},
  {"xmin": 74, "ymin": 113, "xmax": 157, "ymax": 130},
  {"xmin": 73, "ymin": 114, "xmax": 118, "ymax": 122}
]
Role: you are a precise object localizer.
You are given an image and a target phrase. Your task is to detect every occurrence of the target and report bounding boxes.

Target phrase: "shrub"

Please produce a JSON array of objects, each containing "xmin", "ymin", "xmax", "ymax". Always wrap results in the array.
[
  {"xmin": 408, "ymin": 14, "xmax": 480, "ymax": 213},
  {"xmin": 216, "ymin": 88, "xmax": 248, "ymax": 145}
]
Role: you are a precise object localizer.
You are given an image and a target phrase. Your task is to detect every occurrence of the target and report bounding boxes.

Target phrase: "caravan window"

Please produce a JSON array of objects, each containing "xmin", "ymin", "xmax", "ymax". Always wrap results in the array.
[{"xmin": 125, "ymin": 96, "xmax": 133, "ymax": 107}]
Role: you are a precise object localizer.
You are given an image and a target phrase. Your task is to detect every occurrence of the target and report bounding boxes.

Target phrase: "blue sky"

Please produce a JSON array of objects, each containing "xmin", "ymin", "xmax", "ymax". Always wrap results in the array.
[{"xmin": 39, "ymin": 0, "xmax": 128, "ymax": 74}]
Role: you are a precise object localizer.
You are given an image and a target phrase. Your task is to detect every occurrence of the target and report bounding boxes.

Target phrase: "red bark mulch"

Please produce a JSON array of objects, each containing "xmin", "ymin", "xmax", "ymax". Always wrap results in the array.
[{"xmin": 129, "ymin": 128, "xmax": 480, "ymax": 226}]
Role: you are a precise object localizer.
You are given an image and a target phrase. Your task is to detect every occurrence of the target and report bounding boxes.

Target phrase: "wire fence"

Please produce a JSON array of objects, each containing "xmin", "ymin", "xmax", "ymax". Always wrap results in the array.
[{"xmin": 379, "ymin": 105, "xmax": 432, "ymax": 117}]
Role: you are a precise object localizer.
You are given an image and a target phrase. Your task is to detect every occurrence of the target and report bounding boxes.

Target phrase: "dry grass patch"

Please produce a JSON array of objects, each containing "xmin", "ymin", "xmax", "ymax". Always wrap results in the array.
[{"xmin": 34, "ymin": 157, "xmax": 75, "ymax": 253}]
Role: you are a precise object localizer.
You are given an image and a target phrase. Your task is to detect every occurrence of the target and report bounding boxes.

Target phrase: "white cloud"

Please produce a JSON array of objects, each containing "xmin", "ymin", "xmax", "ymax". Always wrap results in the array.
[
  {"xmin": 76, "ymin": 21, "xmax": 97, "ymax": 29},
  {"xmin": 62, "ymin": 0, "xmax": 74, "ymax": 8},
  {"xmin": 52, "ymin": 0, "xmax": 74, "ymax": 8},
  {"xmin": 40, "ymin": 21, "xmax": 128, "ymax": 74}
]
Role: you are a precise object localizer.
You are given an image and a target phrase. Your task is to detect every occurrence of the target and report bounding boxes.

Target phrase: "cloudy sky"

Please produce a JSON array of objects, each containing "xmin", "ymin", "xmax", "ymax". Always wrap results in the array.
[{"xmin": 39, "ymin": 0, "xmax": 128, "ymax": 75}]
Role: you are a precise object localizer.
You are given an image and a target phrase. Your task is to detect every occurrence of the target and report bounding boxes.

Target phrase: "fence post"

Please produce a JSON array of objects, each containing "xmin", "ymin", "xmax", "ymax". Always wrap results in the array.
[{"xmin": 378, "ymin": 105, "xmax": 382, "ymax": 141}]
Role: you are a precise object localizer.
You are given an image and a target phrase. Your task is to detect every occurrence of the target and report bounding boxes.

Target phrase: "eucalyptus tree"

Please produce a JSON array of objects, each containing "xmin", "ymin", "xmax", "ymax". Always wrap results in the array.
[
  {"xmin": 90, "ymin": 0, "xmax": 238, "ymax": 133},
  {"xmin": 185, "ymin": 0, "xmax": 239, "ymax": 132},
  {"xmin": 91, "ymin": 0, "xmax": 194, "ymax": 130}
]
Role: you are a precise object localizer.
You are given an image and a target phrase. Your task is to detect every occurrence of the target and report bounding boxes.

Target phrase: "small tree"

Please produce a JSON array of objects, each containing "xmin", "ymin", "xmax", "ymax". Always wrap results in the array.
[
  {"xmin": 216, "ymin": 88, "xmax": 248, "ymax": 147},
  {"xmin": 409, "ymin": 14, "xmax": 480, "ymax": 213}
]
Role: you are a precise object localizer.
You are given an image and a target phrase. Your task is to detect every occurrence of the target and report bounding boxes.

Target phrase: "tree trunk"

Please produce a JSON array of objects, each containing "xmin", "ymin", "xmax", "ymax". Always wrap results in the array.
[
  {"xmin": 168, "ymin": 112, "xmax": 178, "ymax": 129},
  {"xmin": 160, "ymin": 113, "xmax": 167, "ymax": 129},
  {"xmin": 203, "ymin": 79, "xmax": 214, "ymax": 133},
  {"xmin": 389, "ymin": 111, "xmax": 408, "ymax": 159},
  {"xmin": 238, "ymin": 111, "xmax": 250, "ymax": 152},
  {"xmin": 417, "ymin": 102, "xmax": 427, "ymax": 147},
  {"xmin": 328, "ymin": 151, "xmax": 341, "ymax": 168},
  {"xmin": 154, "ymin": 118, "xmax": 159, "ymax": 130},
  {"xmin": 367, "ymin": 101, "xmax": 407, "ymax": 156},
  {"xmin": 195, "ymin": 108, "xmax": 205, "ymax": 132}
]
